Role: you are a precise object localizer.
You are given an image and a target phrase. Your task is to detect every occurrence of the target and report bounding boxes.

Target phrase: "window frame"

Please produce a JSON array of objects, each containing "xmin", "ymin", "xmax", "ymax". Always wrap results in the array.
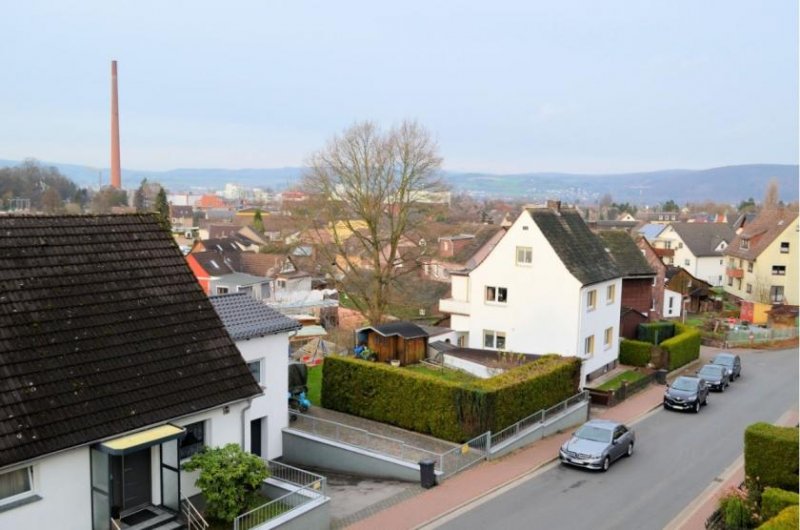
[
  {"xmin": 780, "ymin": 242, "xmax": 790, "ymax": 254},
  {"xmin": 584, "ymin": 335, "xmax": 595, "ymax": 358},
  {"xmin": 215, "ymin": 286, "xmax": 229, "ymax": 295},
  {"xmin": 485, "ymin": 285, "xmax": 508, "ymax": 304},
  {"xmin": 604, "ymin": 327, "xmax": 613, "ymax": 349},
  {"xmin": 515, "ymin": 246, "xmax": 532, "ymax": 265},
  {"xmin": 746, "ymin": 284, "xmax": 752, "ymax": 294},
  {"xmin": 772, "ymin": 265, "xmax": 786, "ymax": 276},
  {"xmin": 586, "ymin": 289, "xmax": 597, "ymax": 311},
  {"xmin": 0, "ymin": 466, "xmax": 34, "ymax": 507},
  {"xmin": 179, "ymin": 421, "xmax": 206, "ymax": 461},
  {"xmin": 483, "ymin": 330, "xmax": 506, "ymax": 350},
  {"xmin": 247, "ymin": 359, "xmax": 263, "ymax": 385},
  {"xmin": 606, "ymin": 284, "xmax": 616, "ymax": 305}
]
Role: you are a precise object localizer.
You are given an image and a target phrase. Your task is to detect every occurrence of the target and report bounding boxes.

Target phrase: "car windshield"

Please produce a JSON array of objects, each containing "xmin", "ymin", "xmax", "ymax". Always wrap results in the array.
[
  {"xmin": 713, "ymin": 355, "xmax": 734, "ymax": 367},
  {"xmin": 671, "ymin": 377, "xmax": 698, "ymax": 392},
  {"xmin": 699, "ymin": 366, "xmax": 722, "ymax": 378},
  {"xmin": 575, "ymin": 425, "xmax": 613, "ymax": 443}
]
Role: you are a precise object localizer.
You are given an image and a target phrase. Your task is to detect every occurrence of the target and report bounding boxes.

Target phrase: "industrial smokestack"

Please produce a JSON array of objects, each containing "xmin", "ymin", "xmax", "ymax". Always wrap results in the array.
[{"xmin": 110, "ymin": 60, "xmax": 121, "ymax": 189}]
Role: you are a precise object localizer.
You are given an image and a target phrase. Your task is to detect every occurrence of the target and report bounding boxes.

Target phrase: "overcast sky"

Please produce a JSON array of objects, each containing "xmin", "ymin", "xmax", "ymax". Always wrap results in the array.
[{"xmin": 1, "ymin": 1, "xmax": 797, "ymax": 174}]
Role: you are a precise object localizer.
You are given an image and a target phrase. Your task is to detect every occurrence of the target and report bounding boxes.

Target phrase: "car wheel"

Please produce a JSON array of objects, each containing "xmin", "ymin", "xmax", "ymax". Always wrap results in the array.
[
  {"xmin": 626, "ymin": 442, "xmax": 634, "ymax": 457},
  {"xmin": 663, "ymin": 403, "xmax": 669, "ymax": 410},
  {"xmin": 602, "ymin": 456, "xmax": 611, "ymax": 472},
  {"xmin": 694, "ymin": 401, "xmax": 701, "ymax": 413}
]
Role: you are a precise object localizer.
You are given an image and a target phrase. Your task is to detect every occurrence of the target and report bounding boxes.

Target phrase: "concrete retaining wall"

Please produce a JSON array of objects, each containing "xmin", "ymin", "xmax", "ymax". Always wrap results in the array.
[
  {"xmin": 489, "ymin": 400, "xmax": 589, "ymax": 459},
  {"xmin": 282, "ymin": 429, "xmax": 422, "ymax": 482}
]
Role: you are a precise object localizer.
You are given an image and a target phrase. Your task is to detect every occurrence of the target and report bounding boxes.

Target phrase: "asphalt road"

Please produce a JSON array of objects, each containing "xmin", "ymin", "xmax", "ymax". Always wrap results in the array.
[{"xmin": 437, "ymin": 348, "xmax": 799, "ymax": 530}]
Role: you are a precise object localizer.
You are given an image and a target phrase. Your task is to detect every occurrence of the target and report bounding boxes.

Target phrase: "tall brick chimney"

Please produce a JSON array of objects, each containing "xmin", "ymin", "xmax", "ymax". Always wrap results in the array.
[{"xmin": 110, "ymin": 60, "xmax": 121, "ymax": 189}]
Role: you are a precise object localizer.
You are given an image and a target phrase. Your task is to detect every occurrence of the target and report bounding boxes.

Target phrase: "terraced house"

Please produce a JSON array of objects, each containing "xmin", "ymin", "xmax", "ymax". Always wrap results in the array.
[
  {"xmin": 0, "ymin": 215, "xmax": 263, "ymax": 530},
  {"xmin": 723, "ymin": 207, "xmax": 799, "ymax": 305},
  {"xmin": 439, "ymin": 201, "xmax": 622, "ymax": 385}
]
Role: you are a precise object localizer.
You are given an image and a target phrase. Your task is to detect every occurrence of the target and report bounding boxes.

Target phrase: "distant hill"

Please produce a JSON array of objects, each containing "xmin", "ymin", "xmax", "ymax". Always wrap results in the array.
[{"xmin": 0, "ymin": 159, "xmax": 795, "ymax": 205}]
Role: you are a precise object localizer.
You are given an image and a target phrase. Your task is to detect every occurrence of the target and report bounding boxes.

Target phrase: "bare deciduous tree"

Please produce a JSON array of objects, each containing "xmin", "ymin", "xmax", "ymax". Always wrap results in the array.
[
  {"xmin": 303, "ymin": 120, "xmax": 444, "ymax": 324},
  {"xmin": 763, "ymin": 178, "xmax": 779, "ymax": 210}
]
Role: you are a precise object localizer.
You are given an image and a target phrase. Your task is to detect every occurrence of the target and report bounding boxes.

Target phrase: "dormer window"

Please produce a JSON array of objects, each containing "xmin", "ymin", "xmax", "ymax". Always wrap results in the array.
[{"xmin": 739, "ymin": 239, "xmax": 749, "ymax": 250}]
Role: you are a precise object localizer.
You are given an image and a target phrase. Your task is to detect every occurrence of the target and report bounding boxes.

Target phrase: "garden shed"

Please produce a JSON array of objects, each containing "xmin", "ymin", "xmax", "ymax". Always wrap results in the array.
[{"xmin": 355, "ymin": 321, "xmax": 429, "ymax": 365}]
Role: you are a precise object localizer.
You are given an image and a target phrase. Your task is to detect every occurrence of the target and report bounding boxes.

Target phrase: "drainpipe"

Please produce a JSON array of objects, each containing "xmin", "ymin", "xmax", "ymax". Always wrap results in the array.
[{"xmin": 240, "ymin": 397, "xmax": 254, "ymax": 450}]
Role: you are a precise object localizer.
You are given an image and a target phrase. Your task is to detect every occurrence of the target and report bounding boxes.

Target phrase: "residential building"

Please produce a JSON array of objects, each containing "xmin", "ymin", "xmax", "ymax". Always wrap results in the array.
[
  {"xmin": 636, "ymin": 236, "xmax": 667, "ymax": 321},
  {"xmin": 665, "ymin": 266, "xmax": 714, "ymax": 314},
  {"xmin": 421, "ymin": 227, "xmax": 506, "ymax": 282},
  {"xmin": 209, "ymin": 293, "xmax": 301, "ymax": 459},
  {"xmin": 654, "ymin": 223, "xmax": 733, "ymax": 286},
  {"xmin": 723, "ymin": 207, "xmax": 799, "ymax": 305},
  {"xmin": 439, "ymin": 201, "xmax": 622, "ymax": 384},
  {"xmin": 0, "ymin": 214, "xmax": 262, "ymax": 530}
]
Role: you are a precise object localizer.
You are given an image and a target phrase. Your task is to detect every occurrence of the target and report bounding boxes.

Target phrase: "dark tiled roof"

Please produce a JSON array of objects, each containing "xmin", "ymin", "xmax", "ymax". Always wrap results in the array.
[
  {"xmin": 360, "ymin": 321, "xmax": 429, "ymax": 339},
  {"xmin": 191, "ymin": 250, "xmax": 238, "ymax": 275},
  {"xmin": 598, "ymin": 231, "xmax": 655, "ymax": 278},
  {"xmin": 670, "ymin": 223, "xmax": 734, "ymax": 257},
  {"xmin": 450, "ymin": 227, "xmax": 503, "ymax": 264},
  {"xmin": 202, "ymin": 238, "xmax": 242, "ymax": 252},
  {"xmin": 0, "ymin": 214, "xmax": 262, "ymax": 468},
  {"xmin": 210, "ymin": 293, "xmax": 301, "ymax": 341},
  {"xmin": 528, "ymin": 207, "xmax": 620, "ymax": 285}
]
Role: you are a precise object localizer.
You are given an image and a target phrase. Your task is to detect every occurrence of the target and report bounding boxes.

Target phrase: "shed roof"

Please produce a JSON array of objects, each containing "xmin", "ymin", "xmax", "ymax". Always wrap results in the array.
[
  {"xmin": 210, "ymin": 292, "xmax": 301, "ymax": 341},
  {"xmin": 0, "ymin": 214, "xmax": 261, "ymax": 469},
  {"xmin": 359, "ymin": 321, "xmax": 429, "ymax": 339}
]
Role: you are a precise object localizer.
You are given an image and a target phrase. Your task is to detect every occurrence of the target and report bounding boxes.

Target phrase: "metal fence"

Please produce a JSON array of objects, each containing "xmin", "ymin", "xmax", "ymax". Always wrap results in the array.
[
  {"xmin": 289, "ymin": 411, "xmax": 442, "ymax": 465},
  {"xmin": 725, "ymin": 326, "xmax": 798, "ymax": 346},
  {"xmin": 491, "ymin": 390, "xmax": 589, "ymax": 448},
  {"xmin": 438, "ymin": 431, "xmax": 491, "ymax": 478},
  {"xmin": 233, "ymin": 461, "xmax": 327, "ymax": 530}
]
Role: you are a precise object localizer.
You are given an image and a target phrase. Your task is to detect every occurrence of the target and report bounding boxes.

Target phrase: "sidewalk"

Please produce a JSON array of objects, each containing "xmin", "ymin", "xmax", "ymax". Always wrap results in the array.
[{"xmin": 347, "ymin": 383, "xmax": 666, "ymax": 530}]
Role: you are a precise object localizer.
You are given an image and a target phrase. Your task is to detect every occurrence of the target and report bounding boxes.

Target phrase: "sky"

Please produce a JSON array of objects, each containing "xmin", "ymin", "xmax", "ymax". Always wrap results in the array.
[{"xmin": 1, "ymin": 1, "xmax": 797, "ymax": 174}]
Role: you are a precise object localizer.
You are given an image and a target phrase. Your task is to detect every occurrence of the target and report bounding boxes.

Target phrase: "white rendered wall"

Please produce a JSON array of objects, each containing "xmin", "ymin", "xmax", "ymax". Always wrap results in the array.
[
  {"xmin": 235, "ymin": 333, "xmax": 291, "ymax": 460},
  {"xmin": 0, "ymin": 448, "xmax": 92, "ymax": 530},
  {"xmin": 443, "ymin": 354, "xmax": 501, "ymax": 379},
  {"xmin": 577, "ymin": 280, "xmax": 623, "ymax": 380},
  {"xmin": 664, "ymin": 289, "xmax": 682, "ymax": 318},
  {"xmin": 696, "ymin": 256, "xmax": 725, "ymax": 287}
]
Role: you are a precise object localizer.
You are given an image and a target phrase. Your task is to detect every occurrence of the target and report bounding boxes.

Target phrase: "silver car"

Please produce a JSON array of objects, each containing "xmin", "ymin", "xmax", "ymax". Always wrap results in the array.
[{"xmin": 559, "ymin": 419, "xmax": 635, "ymax": 471}]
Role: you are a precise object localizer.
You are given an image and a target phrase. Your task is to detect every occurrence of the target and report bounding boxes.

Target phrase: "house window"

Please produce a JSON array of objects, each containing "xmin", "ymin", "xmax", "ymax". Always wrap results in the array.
[
  {"xmin": 747, "ymin": 262, "xmax": 753, "ymax": 273},
  {"xmin": 485, "ymin": 286, "xmax": 508, "ymax": 303},
  {"xmin": 740, "ymin": 239, "xmax": 749, "ymax": 250},
  {"xmin": 584, "ymin": 335, "xmax": 594, "ymax": 357},
  {"xmin": 770, "ymin": 286, "xmax": 785, "ymax": 303},
  {"xmin": 677, "ymin": 242, "xmax": 683, "ymax": 249},
  {"xmin": 746, "ymin": 284, "xmax": 752, "ymax": 294},
  {"xmin": 736, "ymin": 278, "xmax": 742, "ymax": 290},
  {"xmin": 516, "ymin": 246, "xmax": 532, "ymax": 265},
  {"xmin": 664, "ymin": 241, "xmax": 671, "ymax": 249},
  {"xmin": 483, "ymin": 330, "xmax": 506, "ymax": 349},
  {"xmin": 0, "ymin": 467, "xmax": 33, "ymax": 504},
  {"xmin": 216, "ymin": 286, "xmax": 229, "ymax": 294},
  {"xmin": 277, "ymin": 280, "xmax": 287, "ymax": 288},
  {"xmin": 586, "ymin": 290, "xmax": 597, "ymax": 311},
  {"xmin": 780, "ymin": 242, "xmax": 790, "ymax": 253},
  {"xmin": 668, "ymin": 297, "xmax": 674, "ymax": 309},
  {"xmin": 727, "ymin": 276, "xmax": 733, "ymax": 287},
  {"xmin": 604, "ymin": 327, "xmax": 613, "ymax": 349},
  {"xmin": 180, "ymin": 421, "xmax": 206, "ymax": 460},
  {"xmin": 772, "ymin": 266, "xmax": 786, "ymax": 276},
  {"xmin": 248, "ymin": 360, "xmax": 262, "ymax": 384},
  {"xmin": 606, "ymin": 284, "xmax": 616, "ymax": 304},
  {"xmin": 684, "ymin": 259, "xmax": 691, "ymax": 267}
]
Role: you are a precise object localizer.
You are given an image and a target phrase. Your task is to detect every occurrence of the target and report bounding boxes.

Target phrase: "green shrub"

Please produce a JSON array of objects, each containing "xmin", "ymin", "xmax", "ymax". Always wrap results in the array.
[
  {"xmin": 761, "ymin": 488, "xmax": 800, "ymax": 521},
  {"xmin": 745, "ymin": 423, "xmax": 800, "ymax": 492},
  {"xmin": 661, "ymin": 322, "xmax": 701, "ymax": 370},
  {"xmin": 759, "ymin": 505, "xmax": 799, "ymax": 530},
  {"xmin": 636, "ymin": 321, "xmax": 675, "ymax": 344},
  {"xmin": 619, "ymin": 339, "xmax": 652, "ymax": 367},
  {"xmin": 719, "ymin": 487, "xmax": 753, "ymax": 529},
  {"xmin": 321, "ymin": 354, "xmax": 580, "ymax": 442}
]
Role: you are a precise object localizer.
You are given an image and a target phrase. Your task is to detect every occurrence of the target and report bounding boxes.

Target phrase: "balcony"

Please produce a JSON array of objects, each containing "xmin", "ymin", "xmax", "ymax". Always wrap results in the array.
[
  {"xmin": 439, "ymin": 297, "xmax": 471, "ymax": 315},
  {"xmin": 726, "ymin": 267, "xmax": 744, "ymax": 278}
]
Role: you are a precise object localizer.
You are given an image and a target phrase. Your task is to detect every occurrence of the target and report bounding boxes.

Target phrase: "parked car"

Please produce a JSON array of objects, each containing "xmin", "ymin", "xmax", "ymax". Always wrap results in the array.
[
  {"xmin": 663, "ymin": 376, "xmax": 709, "ymax": 413},
  {"xmin": 697, "ymin": 364, "xmax": 730, "ymax": 392},
  {"xmin": 559, "ymin": 419, "xmax": 635, "ymax": 472},
  {"xmin": 711, "ymin": 352, "xmax": 742, "ymax": 381}
]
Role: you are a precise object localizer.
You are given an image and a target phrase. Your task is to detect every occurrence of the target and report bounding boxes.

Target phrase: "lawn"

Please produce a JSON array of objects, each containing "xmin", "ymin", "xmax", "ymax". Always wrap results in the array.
[
  {"xmin": 306, "ymin": 364, "xmax": 322, "ymax": 406},
  {"xmin": 404, "ymin": 364, "xmax": 479, "ymax": 385},
  {"xmin": 595, "ymin": 370, "xmax": 648, "ymax": 391}
]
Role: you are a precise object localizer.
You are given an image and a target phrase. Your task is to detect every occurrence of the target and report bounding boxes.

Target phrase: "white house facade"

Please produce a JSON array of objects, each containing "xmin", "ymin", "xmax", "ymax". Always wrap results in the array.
[
  {"xmin": 440, "ymin": 203, "xmax": 622, "ymax": 385},
  {"xmin": 655, "ymin": 223, "xmax": 732, "ymax": 287}
]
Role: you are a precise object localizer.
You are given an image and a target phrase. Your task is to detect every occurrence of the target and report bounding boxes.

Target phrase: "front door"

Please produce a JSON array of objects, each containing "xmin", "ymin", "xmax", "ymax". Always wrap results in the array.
[
  {"xmin": 123, "ymin": 448, "xmax": 151, "ymax": 513},
  {"xmin": 250, "ymin": 418, "xmax": 262, "ymax": 457}
]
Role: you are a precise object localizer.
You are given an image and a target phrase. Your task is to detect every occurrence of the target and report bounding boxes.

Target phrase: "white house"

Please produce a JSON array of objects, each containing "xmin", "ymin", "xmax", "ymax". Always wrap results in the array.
[
  {"xmin": 439, "ymin": 201, "xmax": 623, "ymax": 385},
  {"xmin": 663, "ymin": 288, "xmax": 683, "ymax": 319},
  {"xmin": 210, "ymin": 293, "xmax": 302, "ymax": 460},
  {"xmin": 0, "ymin": 214, "xmax": 263, "ymax": 530},
  {"xmin": 654, "ymin": 223, "xmax": 733, "ymax": 287}
]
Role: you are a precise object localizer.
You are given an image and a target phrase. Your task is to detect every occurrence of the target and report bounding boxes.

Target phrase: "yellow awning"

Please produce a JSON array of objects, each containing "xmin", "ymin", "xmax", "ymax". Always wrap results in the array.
[{"xmin": 98, "ymin": 424, "xmax": 185, "ymax": 455}]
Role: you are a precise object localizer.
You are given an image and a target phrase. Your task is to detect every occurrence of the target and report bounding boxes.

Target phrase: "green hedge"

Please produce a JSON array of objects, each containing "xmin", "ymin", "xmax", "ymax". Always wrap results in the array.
[
  {"xmin": 636, "ymin": 321, "xmax": 675, "ymax": 344},
  {"xmin": 321, "ymin": 354, "xmax": 581, "ymax": 442},
  {"xmin": 745, "ymin": 423, "xmax": 800, "ymax": 492},
  {"xmin": 661, "ymin": 322, "xmax": 701, "ymax": 370},
  {"xmin": 619, "ymin": 339, "xmax": 652, "ymax": 367},
  {"xmin": 759, "ymin": 505, "xmax": 799, "ymax": 530},
  {"xmin": 762, "ymin": 488, "xmax": 800, "ymax": 521}
]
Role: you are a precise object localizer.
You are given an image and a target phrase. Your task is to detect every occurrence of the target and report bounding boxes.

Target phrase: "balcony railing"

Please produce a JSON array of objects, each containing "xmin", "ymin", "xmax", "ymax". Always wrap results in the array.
[
  {"xmin": 725, "ymin": 267, "xmax": 744, "ymax": 278},
  {"xmin": 439, "ymin": 297, "xmax": 470, "ymax": 315}
]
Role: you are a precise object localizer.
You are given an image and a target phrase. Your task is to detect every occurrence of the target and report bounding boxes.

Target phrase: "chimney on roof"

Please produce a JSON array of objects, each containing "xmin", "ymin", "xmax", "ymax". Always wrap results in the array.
[
  {"xmin": 110, "ymin": 60, "xmax": 122, "ymax": 189},
  {"xmin": 546, "ymin": 199, "xmax": 561, "ymax": 212}
]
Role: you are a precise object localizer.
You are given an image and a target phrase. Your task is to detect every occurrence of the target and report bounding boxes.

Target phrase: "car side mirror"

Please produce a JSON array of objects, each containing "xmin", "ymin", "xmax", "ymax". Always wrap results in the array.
[{"xmin": 612, "ymin": 439, "xmax": 618, "ymax": 445}]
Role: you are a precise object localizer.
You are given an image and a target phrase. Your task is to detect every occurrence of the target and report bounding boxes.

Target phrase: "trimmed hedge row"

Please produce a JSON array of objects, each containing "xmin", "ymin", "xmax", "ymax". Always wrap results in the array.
[
  {"xmin": 321, "ymin": 354, "xmax": 581, "ymax": 442},
  {"xmin": 758, "ymin": 505, "xmax": 799, "ymax": 530},
  {"xmin": 745, "ymin": 423, "xmax": 800, "ymax": 492},
  {"xmin": 762, "ymin": 488, "xmax": 800, "ymax": 521},
  {"xmin": 661, "ymin": 322, "xmax": 701, "ymax": 371},
  {"xmin": 619, "ymin": 339, "xmax": 652, "ymax": 367},
  {"xmin": 637, "ymin": 321, "xmax": 675, "ymax": 344}
]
